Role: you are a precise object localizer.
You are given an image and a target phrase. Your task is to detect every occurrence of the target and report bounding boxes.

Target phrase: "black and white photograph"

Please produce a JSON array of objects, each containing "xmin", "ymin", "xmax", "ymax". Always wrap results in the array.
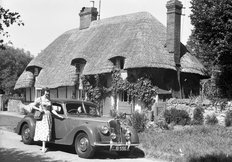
[{"xmin": 1, "ymin": 0, "xmax": 232, "ymax": 161}]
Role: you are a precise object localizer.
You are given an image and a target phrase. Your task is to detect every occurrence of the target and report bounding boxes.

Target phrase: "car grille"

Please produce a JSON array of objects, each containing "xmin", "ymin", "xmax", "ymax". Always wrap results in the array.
[{"xmin": 109, "ymin": 119, "xmax": 126, "ymax": 143}]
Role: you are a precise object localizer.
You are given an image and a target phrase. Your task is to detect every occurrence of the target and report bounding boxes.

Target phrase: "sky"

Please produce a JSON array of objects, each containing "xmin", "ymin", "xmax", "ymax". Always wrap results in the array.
[{"xmin": 1, "ymin": 0, "xmax": 193, "ymax": 56}]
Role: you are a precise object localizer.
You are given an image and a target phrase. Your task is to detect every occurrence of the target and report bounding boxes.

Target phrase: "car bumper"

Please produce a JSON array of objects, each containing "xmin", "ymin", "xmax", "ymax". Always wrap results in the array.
[{"xmin": 93, "ymin": 141, "xmax": 139, "ymax": 151}]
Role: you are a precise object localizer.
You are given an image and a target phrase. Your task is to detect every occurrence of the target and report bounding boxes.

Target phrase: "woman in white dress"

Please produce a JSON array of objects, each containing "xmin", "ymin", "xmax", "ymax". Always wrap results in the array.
[{"xmin": 31, "ymin": 87, "xmax": 64, "ymax": 153}]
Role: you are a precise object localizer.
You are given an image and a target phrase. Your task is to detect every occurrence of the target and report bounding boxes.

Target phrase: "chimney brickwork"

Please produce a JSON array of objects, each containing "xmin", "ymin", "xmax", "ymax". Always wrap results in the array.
[
  {"xmin": 79, "ymin": 7, "xmax": 98, "ymax": 30},
  {"xmin": 166, "ymin": 0, "xmax": 183, "ymax": 66}
]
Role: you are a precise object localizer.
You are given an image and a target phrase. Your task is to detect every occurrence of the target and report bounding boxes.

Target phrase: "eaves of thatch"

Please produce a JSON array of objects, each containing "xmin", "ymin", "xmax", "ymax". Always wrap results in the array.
[
  {"xmin": 15, "ymin": 12, "xmax": 207, "ymax": 89},
  {"xmin": 180, "ymin": 44, "xmax": 208, "ymax": 77},
  {"xmin": 14, "ymin": 71, "xmax": 34, "ymax": 89}
]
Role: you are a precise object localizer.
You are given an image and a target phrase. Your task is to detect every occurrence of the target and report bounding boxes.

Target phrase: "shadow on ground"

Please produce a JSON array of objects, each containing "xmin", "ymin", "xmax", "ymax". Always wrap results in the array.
[
  {"xmin": 0, "ymin": 148, "xmax": 62, "ymax": 162},
  {"xmin": 43, "ymin": 142, "xmax": 145, "ymax": 159}
]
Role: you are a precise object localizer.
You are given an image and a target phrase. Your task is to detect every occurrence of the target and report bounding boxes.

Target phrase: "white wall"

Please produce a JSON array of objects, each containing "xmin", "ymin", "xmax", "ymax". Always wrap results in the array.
[
  {"xmin": 58, "ymin": 87, "xmax": 66, "ymax": 99},
  {"xmin": 67, "ymin": 86, "xmax": 75, "ymax": 99},
  {"xmin": 50, "ymin": 89, "xmax": 57, "ymax": 99}
]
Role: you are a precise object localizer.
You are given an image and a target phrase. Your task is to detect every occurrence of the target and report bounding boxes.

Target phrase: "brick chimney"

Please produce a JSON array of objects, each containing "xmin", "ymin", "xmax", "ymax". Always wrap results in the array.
[
  {"xmin": 79, "ymin": 7, "xmax": 98, "ymax": 30},
  {"xmin": 166, "ymin": 0, "xmax": 183, "ymax": 66}
]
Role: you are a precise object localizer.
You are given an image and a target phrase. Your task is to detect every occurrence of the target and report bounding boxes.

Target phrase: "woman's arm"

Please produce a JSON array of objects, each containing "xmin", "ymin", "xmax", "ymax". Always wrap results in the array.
[
  {"xmin": 52, "ymin": 109, "xmax": 64, "ymax": 119},
  {"xmin": 31, "ymin": 97, "xmax": 43, "ymax": 112},
  {"xmin": 31, "ymin": 105, "xmax": 42, "ymax": 112}
]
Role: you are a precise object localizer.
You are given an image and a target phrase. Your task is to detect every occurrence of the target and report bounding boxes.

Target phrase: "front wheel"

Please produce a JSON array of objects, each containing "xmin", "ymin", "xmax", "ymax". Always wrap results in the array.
[
  {"xmin": 21, "ymin": 123, "xmax": 33, "ymax": 144},
  {"xmin": 75, "ymin": 132, "xmax": 95, "ymax": 158}
]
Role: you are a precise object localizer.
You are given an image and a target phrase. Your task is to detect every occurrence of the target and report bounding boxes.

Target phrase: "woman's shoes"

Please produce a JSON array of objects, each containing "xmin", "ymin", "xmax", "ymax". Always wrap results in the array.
[{"xmin": 41, "ymin": 148, "xmax": 48, "ymax": 153}]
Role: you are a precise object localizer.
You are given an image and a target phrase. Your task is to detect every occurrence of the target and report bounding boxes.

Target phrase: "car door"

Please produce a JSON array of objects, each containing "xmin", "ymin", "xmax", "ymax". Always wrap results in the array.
[{"xmin": 52, "ymin": 102, "xmax": 69, "ymax": 140}]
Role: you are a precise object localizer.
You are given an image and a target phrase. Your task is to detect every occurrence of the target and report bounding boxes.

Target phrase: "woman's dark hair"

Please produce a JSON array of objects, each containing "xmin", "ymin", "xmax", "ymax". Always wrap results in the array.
[{"xmin": 41, "ymin": 87, "xmax": 50, "ymax": 95}]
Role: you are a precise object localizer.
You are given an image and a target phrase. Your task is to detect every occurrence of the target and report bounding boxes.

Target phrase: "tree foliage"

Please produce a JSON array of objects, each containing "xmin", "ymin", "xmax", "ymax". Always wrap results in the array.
[
  {"xmin": 0, "ymin": 46, "xmax": 33, "ymax": 94},
  {"xmin": 0, "ymin": 7, "xmax": 24, "ymax": 49},
  {"xmin": 188, "ymin": 0, "xmax": 232, "ymax": 98}
]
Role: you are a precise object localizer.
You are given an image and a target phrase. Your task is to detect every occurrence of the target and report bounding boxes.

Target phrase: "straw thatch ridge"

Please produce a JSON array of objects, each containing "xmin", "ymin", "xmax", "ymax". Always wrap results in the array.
[{"xmin": 15, "ymin": 11, "xmax": 207, "ymax": 89}]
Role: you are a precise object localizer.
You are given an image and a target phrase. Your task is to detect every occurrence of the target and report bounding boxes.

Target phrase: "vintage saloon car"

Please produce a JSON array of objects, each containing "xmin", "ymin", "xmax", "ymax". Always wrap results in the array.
[{"xmin": 15, "ymin": 99, "xmax": 139, "ymax": 158}]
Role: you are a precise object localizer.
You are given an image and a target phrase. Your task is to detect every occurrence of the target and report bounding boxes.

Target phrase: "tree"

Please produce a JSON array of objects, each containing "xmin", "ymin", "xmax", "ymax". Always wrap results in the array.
[
  {"xmin": 188, "ymin": 0, "xmax": 232, "ymax": 98},
  {"xmin": 0, "ymin": 46, "xmax": 33, "ymax": 94},
  {"xmin": 0, "ymin": 7, "xmax": 24, "ymax": 49}
]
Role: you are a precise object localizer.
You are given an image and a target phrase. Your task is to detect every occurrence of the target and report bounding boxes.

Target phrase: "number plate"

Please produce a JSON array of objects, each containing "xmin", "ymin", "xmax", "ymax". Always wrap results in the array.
[{"xmin": 111, "ymin": 146, "xmax": 128, "ymax": 151}]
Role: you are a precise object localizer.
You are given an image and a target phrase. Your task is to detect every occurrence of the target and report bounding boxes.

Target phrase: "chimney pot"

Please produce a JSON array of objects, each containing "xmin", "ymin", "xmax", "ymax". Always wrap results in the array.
[{"xmin": 79, "ymin": 7, "xmax": 98, "ymax": 30}]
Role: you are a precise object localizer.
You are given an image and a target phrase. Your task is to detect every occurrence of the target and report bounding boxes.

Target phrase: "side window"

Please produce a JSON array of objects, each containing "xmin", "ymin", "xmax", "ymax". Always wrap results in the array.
[
  {"xmin": 52, "ymin": 103, "xmax": 64, "ymax": 114},
  {"xmin": 66, "ymin": 103, "xmax": 82, "ymax": 113}
]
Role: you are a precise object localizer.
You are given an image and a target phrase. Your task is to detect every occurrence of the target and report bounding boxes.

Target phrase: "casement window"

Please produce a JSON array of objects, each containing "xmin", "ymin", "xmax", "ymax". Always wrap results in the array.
[
  {"xmin": 119, "ymin": 91, "xmax": 132, "ymax": 102},
  {"xmin": 25, "ymin": 87, "xmax": 35, "ymax": 102},
  {"xmin": 75, "ymin": 64, "xmax": 82, "ymax": 84},
  {"xmin": 36, "ymin": 89, "xmax": 42, "ymax": 97},
  {"xmin": 34, "ymin": 67, "xmax": 39, "ymax": 76},
  {"xmin": 115, "ymin": 58, "xmax": 124, "ymax": 70}
]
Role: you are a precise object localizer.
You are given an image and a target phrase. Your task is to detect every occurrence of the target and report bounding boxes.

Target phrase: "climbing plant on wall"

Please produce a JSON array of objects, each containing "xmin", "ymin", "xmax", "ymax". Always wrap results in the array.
[
  {"xmin": 111, "ymin": 69, "xmax": 157, "ymax": 109},
  {"xmin": 81, "ymin": 75, "xmax": 111, "ymax": 104},
  {"xmin": 82, "ymin": 69, "xmax": 157, "ymax": 109}
]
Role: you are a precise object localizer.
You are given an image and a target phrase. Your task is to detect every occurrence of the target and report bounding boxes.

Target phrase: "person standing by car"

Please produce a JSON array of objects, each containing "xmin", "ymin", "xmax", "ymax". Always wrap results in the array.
[{"xmin": 31, "ymin": 87, "xmax": 64, "ymax": 153}]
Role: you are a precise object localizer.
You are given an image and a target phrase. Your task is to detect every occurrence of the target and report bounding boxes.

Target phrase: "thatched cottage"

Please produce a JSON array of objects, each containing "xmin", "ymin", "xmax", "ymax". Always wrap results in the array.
[{"xmin": 15, "ymin": 0, "xmax": 207, "ymax": 115}]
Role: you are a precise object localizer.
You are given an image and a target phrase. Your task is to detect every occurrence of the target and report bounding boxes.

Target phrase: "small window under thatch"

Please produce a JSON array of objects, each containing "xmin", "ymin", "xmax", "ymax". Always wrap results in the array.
[
  {"xmin": 109, "ymin": 56, "xmax": 125, "ymax": 70},
  {"xmin": 71, "ymin": 58, "xmax": 86, "ymax": 68},
  {"xmin": 26, "ymin": 66, "xmax": 42, "ymax": 77}
]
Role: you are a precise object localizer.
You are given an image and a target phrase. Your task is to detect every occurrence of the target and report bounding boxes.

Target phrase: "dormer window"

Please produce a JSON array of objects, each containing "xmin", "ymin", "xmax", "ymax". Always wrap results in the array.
[
  {"xmin": 25, "ymin": 66, "xmax": 42, "ymax": 77},
  {"xmin": 34, "ymin": 67, "xmax": 39, "ymax": 76},
  {"xmin": 110, "ymin": 56, "xmax": 125, "ymax": 70},
  {"xmin": 71, "ymin": 58, "xmax": 87, "ymax": 74},
  {"xmin": 71, "ymin": 58, "xmax": 87, "ymax": 89},
  {"xmin": 75, "ymin": 63, "xmax": 85, "ymax": 85},
  {"xmin": 75, "ymin": 64, "xmax": 81, "ymax": 73}
]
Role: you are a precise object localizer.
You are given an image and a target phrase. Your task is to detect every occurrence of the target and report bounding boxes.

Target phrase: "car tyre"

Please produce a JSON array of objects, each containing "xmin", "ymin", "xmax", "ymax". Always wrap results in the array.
[
  {"xmin": 75, "ymin": 132, "xmax": 95, "ymax": 158},
  {"xmin": 21, "ymin": 123, "xmax": 33, "ymax": 144}
]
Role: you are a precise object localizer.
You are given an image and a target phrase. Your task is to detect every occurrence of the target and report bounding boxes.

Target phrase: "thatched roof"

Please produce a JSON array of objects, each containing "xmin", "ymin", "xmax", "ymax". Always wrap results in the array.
[
  {"xmin": 14, "ymin": 71, "xmax": 34, "ymax": 89},
  {"xmin": 15, "ymin": 11, "xmax": 207, "ymax": 89},
  {"xmin": 180, "ymin": 44, "xmax": 207, "ymax": 76}
]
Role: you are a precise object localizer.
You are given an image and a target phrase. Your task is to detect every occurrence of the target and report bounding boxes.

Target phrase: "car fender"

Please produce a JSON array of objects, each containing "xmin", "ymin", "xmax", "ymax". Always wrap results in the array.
[
  {"xmin": 60, "ymin": 124, "xmax": 100, "ymax": 146},
  {"xmin": 17, "ymin": 115, "xmax": 36, "ymax": 139}
]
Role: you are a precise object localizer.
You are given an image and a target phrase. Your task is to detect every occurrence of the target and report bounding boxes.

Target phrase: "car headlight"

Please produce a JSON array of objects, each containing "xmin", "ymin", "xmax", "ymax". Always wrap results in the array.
[
  {"xmin": 101, "ymin": 125, "xmax": 109, "ymax": 134},
  {"xmin": 110, "ymin": 132, "xmax": 116, "ymax": 139}
]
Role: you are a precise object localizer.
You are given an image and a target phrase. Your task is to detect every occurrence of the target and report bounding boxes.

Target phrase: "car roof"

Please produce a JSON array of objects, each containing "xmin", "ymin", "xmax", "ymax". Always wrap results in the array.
[{"xmin": 51, "ymin": 98, "xmax": 96, "ymax": 105}]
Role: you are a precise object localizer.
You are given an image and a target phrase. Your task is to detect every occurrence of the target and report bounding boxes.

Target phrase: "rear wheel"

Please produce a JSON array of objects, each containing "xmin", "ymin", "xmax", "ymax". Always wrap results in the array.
[
  {"xmin": 21, "ymin": 123, "xmax": 33, "ymax": 144},
  {"xmin": 75, "ymin": 132, "xmax": 95, "ymax": 158}
]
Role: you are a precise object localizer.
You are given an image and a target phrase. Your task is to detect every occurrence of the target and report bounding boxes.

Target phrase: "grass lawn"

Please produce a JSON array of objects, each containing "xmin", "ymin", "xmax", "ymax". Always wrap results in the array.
[{"xmin": 138, "ymin": 125, "xmax": 232, "ymax": 162}]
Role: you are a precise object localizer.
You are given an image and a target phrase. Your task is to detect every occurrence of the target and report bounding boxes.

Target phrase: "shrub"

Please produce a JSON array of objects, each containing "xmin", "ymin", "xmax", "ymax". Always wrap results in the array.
[
  {"xmin": 129, "ymin": 111, "xmax": 148, "ymax": 133},
  {"xmin": 164, "ymin": 108, "xmax": 190, "ymax": 126},
  {"xmin": 205, "ymin": 114, "xmax": 218, "ymax": 125},
  {"xmin": 191, "ymin": 107, "xmax": 204, "ymax": 125},
  {"xmin": 156, "ymin": 119, "xmax": 169, "ymax": 130},
  {"xmin": 225, "ymin": 110, "xmax": 232, "ymax": 127}
]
